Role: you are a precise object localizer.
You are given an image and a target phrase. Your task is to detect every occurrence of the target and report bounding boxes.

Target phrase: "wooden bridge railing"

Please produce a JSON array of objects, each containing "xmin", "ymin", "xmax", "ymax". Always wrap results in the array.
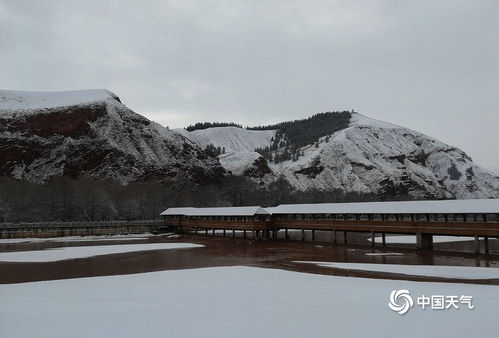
[{"xmin": 272, "ymin": 219, "xmax": 499, "ymax": 237}]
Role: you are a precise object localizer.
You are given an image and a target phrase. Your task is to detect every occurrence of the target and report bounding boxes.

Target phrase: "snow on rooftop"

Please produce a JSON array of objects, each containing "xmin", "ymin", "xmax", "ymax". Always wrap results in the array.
[
  {"xmin": 0, "ymin": 89, "xmax": 119, "ymax": 111},
  {"xmin": 270, "ymin": 199, "xmax": 499, "ymax": 215},
  {"xmin": 162, "ymin": 199, "xmax": 499, "ymax": 216},
  {"xmin": 161, "ymin": 206, "xmax": 269, "ymax": 216}
]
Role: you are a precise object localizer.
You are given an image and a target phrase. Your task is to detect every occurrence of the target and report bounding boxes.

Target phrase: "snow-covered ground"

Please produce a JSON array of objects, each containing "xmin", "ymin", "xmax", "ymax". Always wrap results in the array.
[
  {"xmin": 0, "ymin": 233, "xmax": 156, "ymax": 244},
  {"xmin": 218, "ymin": 151, "xmax": 262, "ymax": 175},
  {"xmin": 0, "ymin": 266, "xmax": 497, "ymax": 338},
  {"xmin": 0, "ymin": 89, "xmax": 117, "ymax": 112},
  {"xmin": 177, "ymin": 126, "xmax": 275, "ymax": 153},
  {"xmin": 0, "ymin": 243, "xmax": 203, "ymax": 262},
  {"xmin": 368, "ymin": 235, "xmax": 480, "ymax": 244},
  {"xmin": 295, "ymin": 261, "xmax": 499, "ymax": 280}
]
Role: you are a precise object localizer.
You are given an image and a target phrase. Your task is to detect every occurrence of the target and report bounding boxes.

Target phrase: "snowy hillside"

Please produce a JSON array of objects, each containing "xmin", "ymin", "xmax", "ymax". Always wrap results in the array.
[
  {"xmin": 0, "ymin": 90, "xmax": 224, "ymax": 184},
  {"xmin": 0, "ymin": 89, "xmax": 118, "ymax": 113},
  {"xmin": 272, "ymin": 113, "xmax": 499, "ymax": 198},
  {"xmin": 184, "ymin": 112, "xmax": 499, "ymax": 199},
  {"xmin": 177, "ymin": 127, "xmax": 276, "ymax": 153}
]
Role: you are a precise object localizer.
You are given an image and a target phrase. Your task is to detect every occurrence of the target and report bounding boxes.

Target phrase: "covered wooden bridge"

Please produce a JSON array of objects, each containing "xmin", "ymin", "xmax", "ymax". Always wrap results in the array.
[
  {"xmin": 160, "ymin": 206, "xmax": 270, "ymax": 239},
  {"xmin": 161, "ymin": 199, "xmax": 499, "ymax": 254}
]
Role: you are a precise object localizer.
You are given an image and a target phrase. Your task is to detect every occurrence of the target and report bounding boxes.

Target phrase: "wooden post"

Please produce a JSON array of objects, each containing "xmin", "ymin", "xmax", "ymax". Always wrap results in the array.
[
  {"xmin": 382, "ymin": 233, "xmax": 386, "ymax": 247},
  {"xmin": 205, "ymin": 229, "xmax": 208, "ymax": 235},
  {"xmin": 301, "ymin": 229, "xmax": 305, "ymax": 241},
  {"xmin": 475, "ymin": 235, "xmax": 480, "ymax": 255},
  {"xmin": 285, "ymin": 228, "xmax": 289, "ymax": 240},
  {"xmin": 417, "ymin": 233, "xmax": 433, "ymax": 250},
  {"xmin": 344, "ymin": 231, "xmax": 348, "ymax": 244},
  {"xmin": 223, "ymin": 229, "xmax": 226, "ymax": 237},
  {"xmin": 232, "ymin": 229, "xmax": 236, "ymax": 238},
  {"xmin": 371, "ymin": 231, "xmax": 375, "ymax": 247},
  {"xmin": 243, "ymin": 230, "xmax": 247, "ymax": 239},
  {"xmin": 312, "ymin": 230, "xmax": 315, "ymax": 241},
  {"xmin": 212, "ymin": 229, "xmax": 215, "ymax": 236},
  {"xmin": 334, "ymin": 230, "xmax": 337, "ymax": 245},
  {"xmin": 484, "ymin": 237, "xmax": 489, "ymax": 254},
  {"xmin": 253, "ymin": 230, "xmax": 256, "ymax": 239},
  {"xmin": 195, "ymin": 227, "xmax": 198, "ymax": 235}
]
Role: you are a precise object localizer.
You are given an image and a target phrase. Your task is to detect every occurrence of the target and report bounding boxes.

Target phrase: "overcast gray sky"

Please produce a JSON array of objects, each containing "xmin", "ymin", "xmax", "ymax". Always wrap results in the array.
[{"xmin": 1, "ymin": 0, "xmax": 498, "ymax": 169}]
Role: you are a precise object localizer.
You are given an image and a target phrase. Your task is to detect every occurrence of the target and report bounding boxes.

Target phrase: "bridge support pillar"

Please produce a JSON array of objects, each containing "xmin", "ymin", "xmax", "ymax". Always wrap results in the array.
[
  {"xmin": 416, "ymin": 233, "xmax": 433, "ymax": 250},
  {"xmin": 382, "ymin": 233, "xmax": 386, "ymax": 247},
  {"xmin": 484, "ymin": 237, "xmax": 489, "ymax": 254},
  {"xmin": 474, "ymin": 236, "xmax": 480, "ymax": 255}
]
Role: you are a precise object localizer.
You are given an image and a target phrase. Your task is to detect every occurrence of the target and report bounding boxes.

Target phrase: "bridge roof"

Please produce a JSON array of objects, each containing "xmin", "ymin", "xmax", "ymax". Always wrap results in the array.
[
  {"xmin": 160, "ymin": 206, "xmax": 269, "ymax": 217},
  {"xmin": 269, "ymin": 199, "xmax": 499, "ymax": 215}
]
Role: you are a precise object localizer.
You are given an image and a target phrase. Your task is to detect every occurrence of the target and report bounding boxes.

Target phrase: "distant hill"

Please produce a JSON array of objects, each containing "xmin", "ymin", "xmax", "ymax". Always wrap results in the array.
[{"xmin": 180, "ymin": 112, "xmax": 499, "ymax": 199}]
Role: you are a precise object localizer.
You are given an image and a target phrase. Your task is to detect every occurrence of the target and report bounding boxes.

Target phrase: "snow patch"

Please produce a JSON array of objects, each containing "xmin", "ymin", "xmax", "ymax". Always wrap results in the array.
[
  {"xmin": 0, "ymin": 266, "xmax": 498, "ymax": 338},
  {"xmin": 0, "ymin": 243, "xmax": 203, "ymax": 262},
  {"xmin": 295, "ymin": 261, "xmax": 499, "ymax": 280},
  {"xmin": 0, "ymin": 89, "xmax": 118, "ymax": 112}
]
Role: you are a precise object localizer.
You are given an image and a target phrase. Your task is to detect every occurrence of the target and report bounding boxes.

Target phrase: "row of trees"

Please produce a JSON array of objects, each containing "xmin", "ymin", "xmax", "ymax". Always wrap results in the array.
[
  {"xmin": 186, "ymin": 122, "xmax": 242, "ymax": 131},
  {"xmin": 247, "ymin": 111, "xmax": 352, "ymax": 149},
  {"xmin": 253, "ymin": 111, "xmax": 351, "ymax": 163},
  {"xmin": 205, "ymin": 143, "xmax": 226, "ymax": 156},
  {"xmin": 0, "ymin": 175, "xmax": 407, "ymax": 223}
]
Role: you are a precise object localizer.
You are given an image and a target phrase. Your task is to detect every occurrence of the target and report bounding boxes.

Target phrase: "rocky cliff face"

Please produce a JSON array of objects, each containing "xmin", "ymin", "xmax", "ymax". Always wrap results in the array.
[
  {"xmin": 180, "ymin": 113, "xmax": 499, "ymax": 199},
  {"xmin": 0, "ymin": 89, "xmax": 225, "ymax": 185}
]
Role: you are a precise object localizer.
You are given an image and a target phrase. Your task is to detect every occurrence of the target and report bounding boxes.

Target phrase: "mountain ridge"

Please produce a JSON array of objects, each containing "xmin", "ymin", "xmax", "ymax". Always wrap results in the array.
[
  {"xmin": 0, "ymin": 89, "xmax": 225, "ymax": 185},
  {"xmin": 1, "ymin": 89, "xmax": 498, "ymax": 200},
  {"xmin": 179, "ymin": 112, "xmax": 499, "ymax": 199}
]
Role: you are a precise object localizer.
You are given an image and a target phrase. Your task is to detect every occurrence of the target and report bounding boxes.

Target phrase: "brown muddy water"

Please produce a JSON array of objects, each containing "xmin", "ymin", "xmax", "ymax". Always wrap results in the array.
[{"xmin": 1, "ymin": 231, "xmax": 499, "ymax": 285}]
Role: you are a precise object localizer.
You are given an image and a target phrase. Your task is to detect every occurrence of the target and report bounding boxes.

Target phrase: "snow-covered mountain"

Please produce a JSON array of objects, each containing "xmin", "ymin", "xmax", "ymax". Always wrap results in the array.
[
  {"xmin": 0, "ymin": 89, "xmax": 224, "ymax": 184},
  {"xmin": 177, "ymin": 127, "xmax": 276, "ymax": 178},
  {"xmin": 1, "ymin": 89, "xmax": 497, "ymax": 199},
  {"xmin": 180, "ymin": 113, "xmax": 499, "ymax": 199}
]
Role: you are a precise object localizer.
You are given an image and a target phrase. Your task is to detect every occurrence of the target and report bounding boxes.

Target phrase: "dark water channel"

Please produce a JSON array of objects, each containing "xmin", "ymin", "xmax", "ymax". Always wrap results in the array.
[{"xmin": 1, "ymin": 232, "xmax": 498, "ymax": 285}]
